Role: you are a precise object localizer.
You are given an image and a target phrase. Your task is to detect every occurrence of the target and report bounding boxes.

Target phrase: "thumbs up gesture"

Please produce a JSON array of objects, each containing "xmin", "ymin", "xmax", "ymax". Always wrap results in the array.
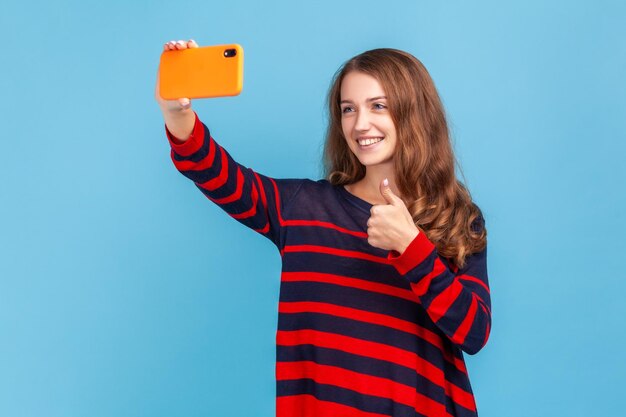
[{"xmin": 367, "ymin": 178, "xmax": 420, "ymax": 254}]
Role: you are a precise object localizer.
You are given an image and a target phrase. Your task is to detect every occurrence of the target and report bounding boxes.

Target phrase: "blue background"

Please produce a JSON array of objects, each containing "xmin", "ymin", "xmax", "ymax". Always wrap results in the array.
[{"xmin": 1, "ymin": 1, "xmax": 625, "ymax": 416}]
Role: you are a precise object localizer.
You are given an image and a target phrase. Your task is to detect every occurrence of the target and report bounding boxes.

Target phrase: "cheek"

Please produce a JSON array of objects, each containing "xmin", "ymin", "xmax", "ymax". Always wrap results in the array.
[
  {"xmin": 384, "ymin": 118, "xmax": 396, "ymax": 134},
  {"xmin": 341, "ymin": 121, "xmax": 351, "ymax": 141}
]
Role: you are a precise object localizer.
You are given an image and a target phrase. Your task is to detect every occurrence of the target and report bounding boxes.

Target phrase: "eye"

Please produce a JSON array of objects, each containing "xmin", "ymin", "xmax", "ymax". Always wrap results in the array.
[
  {"xmin": 374, "ymin": 103, "xmax": 387, "ymax": 110},
  {"xmin": 341, "ymin": 106, "xmax": 354, "ymax": 114}
]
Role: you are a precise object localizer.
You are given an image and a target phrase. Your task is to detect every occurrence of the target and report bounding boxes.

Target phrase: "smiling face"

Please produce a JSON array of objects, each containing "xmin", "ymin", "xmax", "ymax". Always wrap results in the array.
[{"xmin": 340, "ymin": 71, "xmax": 397, "ymax": 170}]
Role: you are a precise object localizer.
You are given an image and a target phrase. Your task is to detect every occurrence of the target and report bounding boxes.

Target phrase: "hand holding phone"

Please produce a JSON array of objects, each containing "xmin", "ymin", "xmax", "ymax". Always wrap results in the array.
[
  {"xmin": 158, "ymin": 41, "xmax": 244, "ymax": 101},
  {"xmin": 155, "ymin": 39, "xmax": 199, "ymax": 112}
]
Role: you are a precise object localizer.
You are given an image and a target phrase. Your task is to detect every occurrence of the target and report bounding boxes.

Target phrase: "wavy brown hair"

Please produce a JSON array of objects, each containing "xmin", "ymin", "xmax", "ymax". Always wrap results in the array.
[{"xmin": 323, "ymin": 48, "xmax": 486, "ymax": 269}]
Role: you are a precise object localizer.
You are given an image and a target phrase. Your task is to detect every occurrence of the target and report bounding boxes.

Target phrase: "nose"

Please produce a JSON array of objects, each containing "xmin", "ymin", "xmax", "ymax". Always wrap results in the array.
[{"xmin": 354, "ymin": 109, "xmax": 371, "ymax": 132}]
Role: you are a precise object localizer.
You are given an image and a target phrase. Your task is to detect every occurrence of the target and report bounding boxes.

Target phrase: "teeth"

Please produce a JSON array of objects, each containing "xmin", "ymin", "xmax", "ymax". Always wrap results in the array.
[{"xmin": 358, "ymin": 137, "xmax": 383, "ymax": 146}]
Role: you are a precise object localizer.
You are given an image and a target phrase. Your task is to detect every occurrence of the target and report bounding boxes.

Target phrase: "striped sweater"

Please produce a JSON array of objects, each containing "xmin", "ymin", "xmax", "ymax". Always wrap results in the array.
[{"xmin": 165, "ymin": 112, "xmax": 492, "ymax": 417}]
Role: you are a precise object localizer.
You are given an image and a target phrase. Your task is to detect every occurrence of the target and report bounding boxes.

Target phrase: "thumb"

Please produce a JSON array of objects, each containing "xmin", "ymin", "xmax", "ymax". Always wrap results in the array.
[{"xmin": 379, "ymin": 178, "xmax": 400, "ymax": 206}]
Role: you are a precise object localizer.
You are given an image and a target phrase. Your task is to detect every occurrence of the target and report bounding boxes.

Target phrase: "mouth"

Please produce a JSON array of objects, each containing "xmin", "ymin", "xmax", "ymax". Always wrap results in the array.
[{"xmin": 356, "ymin": 137, "xmax": 385, "ymax": 149}]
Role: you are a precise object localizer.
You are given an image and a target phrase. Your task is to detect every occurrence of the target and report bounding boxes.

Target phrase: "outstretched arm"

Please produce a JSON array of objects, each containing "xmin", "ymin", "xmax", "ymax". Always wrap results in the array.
[
  {"xmin": 164, "ymin": 113, "xmax": 303, "ymax": 248},
  {"xmin": 156, "ymin": 39, "xmax": 303, "ymax": 249}
]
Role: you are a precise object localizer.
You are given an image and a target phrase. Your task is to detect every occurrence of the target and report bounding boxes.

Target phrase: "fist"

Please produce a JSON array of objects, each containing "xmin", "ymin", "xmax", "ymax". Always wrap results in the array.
[{"xmin": 366, "ymin": 178, "xmax": 419, "ymax": 254}]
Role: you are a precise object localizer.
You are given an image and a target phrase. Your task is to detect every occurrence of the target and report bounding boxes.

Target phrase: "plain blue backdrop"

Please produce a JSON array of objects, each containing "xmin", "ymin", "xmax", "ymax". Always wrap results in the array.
[{"xmin": 1, "ymin": 1, "xmax": 624, "ymax": 416}]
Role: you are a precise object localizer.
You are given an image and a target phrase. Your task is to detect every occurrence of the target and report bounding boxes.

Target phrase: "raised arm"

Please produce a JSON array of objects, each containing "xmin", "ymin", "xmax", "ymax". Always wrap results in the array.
[{"xmin": 155, "ymin": 39, "xmax": 304, "ymax": 249}]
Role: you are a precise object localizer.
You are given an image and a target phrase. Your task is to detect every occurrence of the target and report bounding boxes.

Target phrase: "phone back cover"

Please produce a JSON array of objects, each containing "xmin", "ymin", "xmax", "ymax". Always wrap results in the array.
[{"xmin": 159, "ymin": 44, "xmax": 244, "ymax": 99}]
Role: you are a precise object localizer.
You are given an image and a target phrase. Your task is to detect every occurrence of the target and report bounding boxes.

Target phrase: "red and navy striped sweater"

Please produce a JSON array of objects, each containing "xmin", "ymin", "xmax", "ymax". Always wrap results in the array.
[{"xmin": 165, "ymin": 112, "xmax": 491, "ymax": 417}]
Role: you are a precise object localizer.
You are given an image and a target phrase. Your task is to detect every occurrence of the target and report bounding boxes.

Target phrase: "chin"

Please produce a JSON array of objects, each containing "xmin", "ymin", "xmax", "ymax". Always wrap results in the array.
[{"xmin": 358, "ymin": 157, "xmax": 392, "ymax": 167}]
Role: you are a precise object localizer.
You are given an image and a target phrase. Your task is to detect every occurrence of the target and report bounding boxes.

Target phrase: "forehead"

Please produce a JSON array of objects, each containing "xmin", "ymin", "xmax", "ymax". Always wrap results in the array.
[{"xmin": 340, "ymin": 71, "xmax": 386, "ymax": 100}]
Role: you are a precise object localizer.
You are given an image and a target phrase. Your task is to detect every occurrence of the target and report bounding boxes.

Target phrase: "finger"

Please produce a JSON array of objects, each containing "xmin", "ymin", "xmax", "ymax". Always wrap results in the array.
[
  {"xmin": 187, "ymin": 39, "xmax": 199, "ymax": 48},
  {"xmin": 379, "ymin": 178, "xmax": 393, "ymax": 205},
  {"xmin": 379, "ymin": 178, "xmax": 403, "ymax": 206},
  {"xmin": 370, "ymin": 205, "xmax": 382, "ymax": 216},
  {"xmin": 178, "ymin": 98, "xmax": 191, "ymax": 109},
  {"xmin": 175, "ymin": 39, "xmax": 187, "ymax": 50}
]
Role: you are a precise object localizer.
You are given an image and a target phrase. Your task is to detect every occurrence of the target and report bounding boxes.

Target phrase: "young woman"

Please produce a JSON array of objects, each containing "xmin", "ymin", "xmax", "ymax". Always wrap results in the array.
[{"xmin": 156, "ymin": 39, "xmax": 491, "ymax": 417}]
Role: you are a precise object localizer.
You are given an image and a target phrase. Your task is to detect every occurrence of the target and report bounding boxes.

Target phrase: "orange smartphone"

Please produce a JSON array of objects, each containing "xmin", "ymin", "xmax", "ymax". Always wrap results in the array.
[{"xmin": 159, "ymin": 43, "xmax": 244, "ymax": 100}]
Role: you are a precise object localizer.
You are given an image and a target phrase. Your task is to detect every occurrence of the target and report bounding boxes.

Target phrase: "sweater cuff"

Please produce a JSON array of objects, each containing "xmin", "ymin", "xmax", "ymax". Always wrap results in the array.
[
  {"xmin": 387, "ymin": 231, "xmax": 437, "ymax": 275},
  {"xmin": 165, "ymin": 111, "xmax": 204, "ymax": 157}
]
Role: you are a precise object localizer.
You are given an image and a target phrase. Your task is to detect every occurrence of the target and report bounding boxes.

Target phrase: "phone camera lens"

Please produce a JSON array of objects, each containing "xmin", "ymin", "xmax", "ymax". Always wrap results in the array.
[{"xmin": 224, "ymin": 48, "xmax": 237, "ymax": 58}]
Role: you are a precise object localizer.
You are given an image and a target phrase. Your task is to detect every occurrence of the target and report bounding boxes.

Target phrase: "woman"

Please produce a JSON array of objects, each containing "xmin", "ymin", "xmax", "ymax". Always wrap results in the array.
[{"xmin": 156, "ymin": 39, "xmax": 491, "ymax": 417}]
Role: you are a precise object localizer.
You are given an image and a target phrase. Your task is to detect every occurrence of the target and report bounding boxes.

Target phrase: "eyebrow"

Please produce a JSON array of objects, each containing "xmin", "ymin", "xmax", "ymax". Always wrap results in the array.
[{"xmin": 340, "ymin": 96, "xmax": 387, "ymax": 104}]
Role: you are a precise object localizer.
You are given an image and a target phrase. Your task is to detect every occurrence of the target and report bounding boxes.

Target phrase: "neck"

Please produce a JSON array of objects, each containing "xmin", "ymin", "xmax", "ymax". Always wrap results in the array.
[{"xmin": 351, "ymin": 163, "xmax": 402, "ymax": 202}]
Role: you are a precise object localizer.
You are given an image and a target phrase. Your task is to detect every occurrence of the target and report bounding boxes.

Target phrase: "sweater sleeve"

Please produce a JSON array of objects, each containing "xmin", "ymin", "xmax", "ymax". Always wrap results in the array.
[
  {"xmin": 386, "ymin": 217, "xmax": 491, "ymax": 355},
  {"xmin": 165, "ymin": 111, "xmax": 304, "ymax": 250}
]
